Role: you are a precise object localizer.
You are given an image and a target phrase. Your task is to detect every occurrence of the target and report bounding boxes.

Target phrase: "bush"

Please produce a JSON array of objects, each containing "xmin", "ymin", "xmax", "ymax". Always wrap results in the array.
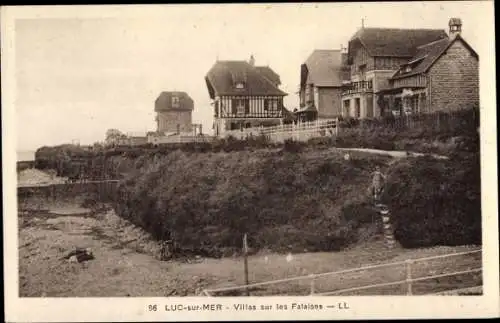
[
  {"xmin": 111, "ymin": 149, "xmax": 381, "ymax": 256},
  {"xmin": 282, "ymin": 138, "xmax": 304, "ymax": 153},
  {"xmin": 383, "ymin": 152, "xmax": 481, "ymax": 248}
]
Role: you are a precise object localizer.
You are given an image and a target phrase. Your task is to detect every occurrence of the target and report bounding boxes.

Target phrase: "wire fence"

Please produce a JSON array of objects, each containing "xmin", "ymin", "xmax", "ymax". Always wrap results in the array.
[{"xmin": 201, "ymin": 249, "xmax": 482, "ymax": 297}]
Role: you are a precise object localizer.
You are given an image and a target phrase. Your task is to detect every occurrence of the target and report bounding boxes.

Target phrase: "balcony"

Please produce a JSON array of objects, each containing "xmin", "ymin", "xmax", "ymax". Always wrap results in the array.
[{"xmin": 342, "ymin": 80, "xmax": 373, "ymax": 96}]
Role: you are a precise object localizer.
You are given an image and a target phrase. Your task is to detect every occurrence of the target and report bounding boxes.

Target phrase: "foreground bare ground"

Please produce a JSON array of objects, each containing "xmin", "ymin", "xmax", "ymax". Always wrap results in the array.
[{"xmin": 19, "ymin": 205, "xmax": 482, "ymax": 297}]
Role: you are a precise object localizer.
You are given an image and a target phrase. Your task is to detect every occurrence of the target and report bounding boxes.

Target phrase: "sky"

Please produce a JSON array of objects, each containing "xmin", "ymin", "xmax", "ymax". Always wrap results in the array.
[{"xmin": 8, "ymin": 2, "xmax": 492, "ymax": 150}]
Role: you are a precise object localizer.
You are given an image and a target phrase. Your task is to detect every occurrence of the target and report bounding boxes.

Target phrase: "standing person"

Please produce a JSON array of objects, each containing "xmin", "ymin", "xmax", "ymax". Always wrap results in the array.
[{"xmin": 371, "ymin": 166, "xmax": 386, "ymax": 204}]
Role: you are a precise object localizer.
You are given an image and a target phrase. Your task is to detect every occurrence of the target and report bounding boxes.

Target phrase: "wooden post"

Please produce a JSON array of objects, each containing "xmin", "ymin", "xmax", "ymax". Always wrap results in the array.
[
  {"xmin": 243, "ymin": 233, "xmax": 250, "ymax": 296},
  {"xmin": 309, "ymin": 275, "xmax": 315, "ymax": 295},
  {"xmin": 405, "ymin": 260, "xmax": 413, "ymax": 295}
]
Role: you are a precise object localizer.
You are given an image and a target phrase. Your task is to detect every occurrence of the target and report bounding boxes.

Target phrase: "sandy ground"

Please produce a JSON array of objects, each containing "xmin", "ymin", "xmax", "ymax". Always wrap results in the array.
[
  {"xmin": 19, "ymin": 206, "xmax": 482, "ymax": 297},
  {"xmin": 17, "ymin": 168, "xmax": 68, "ymax": 187}
]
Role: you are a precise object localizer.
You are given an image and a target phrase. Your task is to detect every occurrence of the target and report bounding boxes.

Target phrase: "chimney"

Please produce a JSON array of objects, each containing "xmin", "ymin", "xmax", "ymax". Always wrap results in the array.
[
  {"xmin": 249, "ymin": 55, "xmax": 255, "ymax": 66},
  {"xmin": 449, "ymin": 17, "xmax": 462, "ymax": 39}
]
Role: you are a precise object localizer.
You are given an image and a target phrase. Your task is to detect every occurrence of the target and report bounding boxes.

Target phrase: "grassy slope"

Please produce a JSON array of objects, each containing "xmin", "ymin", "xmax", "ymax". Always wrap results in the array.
[{"xmin": 113, "ymin": 147, "xmax": 392, "ymax": 255}]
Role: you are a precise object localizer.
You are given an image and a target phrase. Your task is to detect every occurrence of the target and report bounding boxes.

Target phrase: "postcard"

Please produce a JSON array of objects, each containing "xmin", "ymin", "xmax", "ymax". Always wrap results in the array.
[{"xmin": 2, "ymin": 2, "xmax": 498, "ymax": 321}]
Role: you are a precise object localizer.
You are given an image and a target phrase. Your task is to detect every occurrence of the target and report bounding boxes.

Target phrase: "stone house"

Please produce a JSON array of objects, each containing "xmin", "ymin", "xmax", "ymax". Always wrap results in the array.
[
  {"xmin": 297, "ymin": 49, "xmax": 350, "ymax": 122},
  {"xmin": 342, "ymin": 17, "xmax": 478, "ymax": 119},
  {"xmin": 155, "ymin": 91, "xmax": 194, "ymax": 134},
  {"xmin": 205, "ymin": 56, "xmax": 289, "ymax": 137}
]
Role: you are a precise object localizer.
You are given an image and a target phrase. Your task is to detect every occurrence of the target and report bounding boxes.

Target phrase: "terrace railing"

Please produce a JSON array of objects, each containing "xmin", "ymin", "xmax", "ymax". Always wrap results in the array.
[{"xmin": 200, "ymin": 249, "xmax": 482, "ymax": 297}]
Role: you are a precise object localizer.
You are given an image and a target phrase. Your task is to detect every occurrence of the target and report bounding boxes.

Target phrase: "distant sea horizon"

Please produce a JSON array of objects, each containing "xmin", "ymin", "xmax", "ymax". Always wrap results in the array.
[{"xmin": 17, "ymin": 150, "xmax": 36, "ymax": 162}]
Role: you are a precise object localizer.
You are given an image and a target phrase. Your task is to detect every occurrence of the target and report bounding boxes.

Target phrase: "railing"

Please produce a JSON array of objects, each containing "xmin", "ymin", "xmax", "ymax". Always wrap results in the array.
[
  {"xmin": 342, "ymin": 80, "xmax": 373, "ymax": 96},
  {"xmin": 200, "ymin": 249, "xmax": 482, "ymax": 297},
  {"xmin": 223, "ymin": 118, "xmax": 339, "ymax": 143},
  {"xmin": 148, "ymin": 135, "xmax": 214, "ymax": 145}
]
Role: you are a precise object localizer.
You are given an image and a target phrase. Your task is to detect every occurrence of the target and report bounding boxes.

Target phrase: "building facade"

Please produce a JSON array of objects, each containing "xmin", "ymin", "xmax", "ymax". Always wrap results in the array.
[
  {"xmin": 205, "ymin": 56, "xmax": 288, "ymax": 136},
  {"xmin": 297, "ymin": 49, "xmax": 350, "ymax": 122},
  {"xmin": 341, "ymin": 18, "xmax": 478, "ymax": 119},
  {"xmin": 155, "ymin": 91, "xmax": 194, "ymax": 134}
]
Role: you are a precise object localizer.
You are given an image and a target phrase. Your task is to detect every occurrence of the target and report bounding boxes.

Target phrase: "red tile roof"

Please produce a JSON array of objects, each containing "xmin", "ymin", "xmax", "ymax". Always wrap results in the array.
[
  {"xmin": 349, "ymin": 27, "xmax": 449, "ymax": 57},
  {"xmin": 205, "ymin": 61, "xmax": 287, "ymax": 98}
]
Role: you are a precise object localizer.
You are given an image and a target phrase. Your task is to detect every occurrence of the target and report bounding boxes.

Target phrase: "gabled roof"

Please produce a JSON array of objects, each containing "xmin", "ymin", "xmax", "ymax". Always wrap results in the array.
[
  {"xmin": 155, "ymin": 91, "xmax": 194, "ymax": 112},
  {"xmin": 349, "ymin": 27, "xmax": 449, "ymax": 57},
  {"xmin": 205, "ymin": 61, "xmax": 287, "ymax": 98},
  {"xmin": 391, "ymin": 34, "xmax": 479, "ymax": 79},
  {"xmin": 300, "ymin": 50, "xmax": 350, "ymax": 87}
]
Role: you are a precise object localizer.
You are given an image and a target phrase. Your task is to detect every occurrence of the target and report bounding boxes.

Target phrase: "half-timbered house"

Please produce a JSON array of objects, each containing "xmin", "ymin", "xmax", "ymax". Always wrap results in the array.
[{"xmin": 205, "ymin": 56, "xmax": 288, "ymax": 136}]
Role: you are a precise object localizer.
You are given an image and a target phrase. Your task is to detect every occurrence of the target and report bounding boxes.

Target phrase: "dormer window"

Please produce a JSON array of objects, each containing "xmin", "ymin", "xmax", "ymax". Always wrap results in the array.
[
  {"xmin": 235, "ymin": 82, "xmax": 245, "ymax": 89},
  {"xmin": 172, "ymin": 96, "xmax": 180, "ymax": 108},
  {"xmin": 404, "ymin": 65, "xmax": 412, "ymax": 73}
]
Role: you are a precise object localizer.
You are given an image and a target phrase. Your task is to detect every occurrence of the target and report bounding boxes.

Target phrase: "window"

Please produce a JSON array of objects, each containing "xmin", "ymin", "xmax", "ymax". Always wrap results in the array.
[
  {"xmin": 231, "ymin": 98, "xmax": 249, "ymax": 115},
  {"xmin": 172, "ymin": 96, "xmax": 180, "ymax": 108},
  {"xmin": 235, "ymin": 82, "xmax": 245, "ymax": 89},
  {"xmin": 404, "ymin": 65, "xmax": 412, "ymax": 73},
  {"xmin": 343, "ymin": 100, "xmax": 350, "ymax": 117},
  {"xmin": 358, "ymin": 64, "xmax": 367, "ymax": 79}
]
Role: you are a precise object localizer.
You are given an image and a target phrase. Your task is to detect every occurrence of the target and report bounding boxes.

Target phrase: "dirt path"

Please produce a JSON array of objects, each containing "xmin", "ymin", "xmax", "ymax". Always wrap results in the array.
[
  {"xmin": 19, "ymin": 206, "xmax": 481, "ymax": 297},
  {"xmin": 335, "ymin": 147, "xmax": 449, "ymax": 160}
]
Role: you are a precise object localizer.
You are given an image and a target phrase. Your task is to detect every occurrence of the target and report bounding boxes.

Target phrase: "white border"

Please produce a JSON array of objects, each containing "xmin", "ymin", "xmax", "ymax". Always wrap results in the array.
[{"xmin": 2, "ymin": 3, "xmax": 499, "ymax": 321}]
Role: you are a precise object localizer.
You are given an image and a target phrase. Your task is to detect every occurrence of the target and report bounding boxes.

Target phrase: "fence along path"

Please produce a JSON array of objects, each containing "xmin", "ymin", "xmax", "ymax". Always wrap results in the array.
[
  {"xmin": 201, "ymin": 249, "xmax": 482, "ymax": 296},
  {"xmin": 223, "ymin": 118, "xmax": 339, "ymax": 142}
]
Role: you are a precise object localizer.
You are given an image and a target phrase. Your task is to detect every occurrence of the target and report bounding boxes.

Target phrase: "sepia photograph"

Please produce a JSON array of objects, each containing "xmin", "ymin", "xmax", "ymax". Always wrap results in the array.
[{"xmin": 2, "ymin": 2, "xmax": 498, "ymax": 321}]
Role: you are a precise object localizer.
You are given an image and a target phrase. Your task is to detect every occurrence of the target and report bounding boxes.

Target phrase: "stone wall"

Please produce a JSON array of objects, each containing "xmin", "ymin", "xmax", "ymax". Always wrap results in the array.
[
  {"xmin": 157, "ymin": 110, "xmax": 193, "ymax": 133},
  {"xmin": 429, "ymin": 39, "xmax": 479, "ymax": 112}
]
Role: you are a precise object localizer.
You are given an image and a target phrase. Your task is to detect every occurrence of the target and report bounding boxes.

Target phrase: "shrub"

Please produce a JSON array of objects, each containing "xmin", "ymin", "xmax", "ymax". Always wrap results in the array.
[
  {"xmin": 282, "ymin": 138, "xmax": 304, "ymax": 153},
  {"xmin": 383, "ymin": 152, "xmax": 481, "ymax": 248},
  {"xmin": 111, "ymin": 149, "xmax": 381, "ymax": 256}
]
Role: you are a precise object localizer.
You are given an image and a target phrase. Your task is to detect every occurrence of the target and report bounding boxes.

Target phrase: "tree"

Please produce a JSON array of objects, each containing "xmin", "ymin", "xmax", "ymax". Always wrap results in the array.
[{"xmin": 105, "ymin": 129, "xmax": 126, "ymax": 144}]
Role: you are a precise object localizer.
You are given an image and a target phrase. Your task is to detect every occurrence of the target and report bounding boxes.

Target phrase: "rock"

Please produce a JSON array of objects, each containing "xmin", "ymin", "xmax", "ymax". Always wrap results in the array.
[{"xmin": 64, "ymin": 247, "xmax": 95, "ymax": 263}]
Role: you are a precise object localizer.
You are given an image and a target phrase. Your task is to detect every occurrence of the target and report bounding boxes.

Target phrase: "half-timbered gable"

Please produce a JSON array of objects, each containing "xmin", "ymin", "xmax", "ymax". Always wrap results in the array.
[{"xmin": 205, "ymin": 57, "xmax": 288, "ymax": 136}]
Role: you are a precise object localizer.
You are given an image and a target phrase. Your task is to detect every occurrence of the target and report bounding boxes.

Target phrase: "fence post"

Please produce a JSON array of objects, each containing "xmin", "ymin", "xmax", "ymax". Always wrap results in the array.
[
  {"xmin": 405, "ymin": 260, "xmax": 413, "ymax": 295},
  {"xmin": 243, "ymin": 233, "xmax": 250, "ymax": 296},
  {"xmin": 309, "ymin": 275, "xmax": 315, "ymax": 295}
]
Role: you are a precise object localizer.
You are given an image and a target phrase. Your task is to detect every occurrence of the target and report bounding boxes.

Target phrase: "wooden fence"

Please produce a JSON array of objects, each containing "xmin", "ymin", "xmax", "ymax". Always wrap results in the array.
[
  {"xmin": 201, "ymin": 249, "xmax": 482, "ymax": 297},
  {"xmin": 223, "ymin": 119, "xmax": 339, "ymax": 143},
  {"xmin": 343, "ymin": 108, "xmax": 479, "ymax": 133},
  {"xmin": 219, "ymin": 108, "xmax": 478, "ymax": 144}
]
